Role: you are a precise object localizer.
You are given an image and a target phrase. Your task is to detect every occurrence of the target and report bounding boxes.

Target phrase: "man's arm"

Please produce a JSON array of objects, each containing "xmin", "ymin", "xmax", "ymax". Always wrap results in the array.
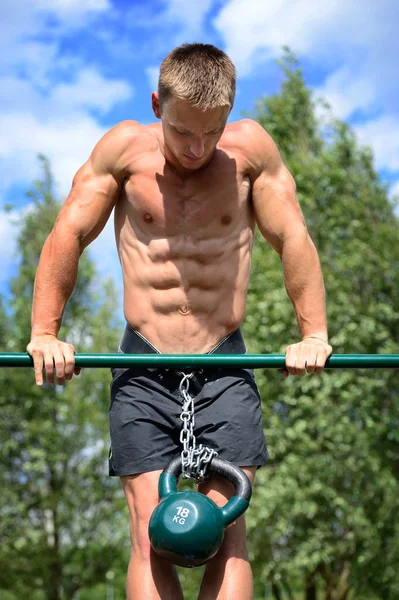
[
  {"xmin": 244, "ymin": 119, "xmax": 332, "ymax": 376},
  {"xmin": 28, "ymin": 121, "xmax": 140, "ymax": 385}
]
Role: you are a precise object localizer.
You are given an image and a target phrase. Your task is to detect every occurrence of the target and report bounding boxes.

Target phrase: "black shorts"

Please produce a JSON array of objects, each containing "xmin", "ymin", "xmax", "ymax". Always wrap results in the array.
[{"xmin": 108, "ymin": 326, "xmax": 269, "ymax": 476}]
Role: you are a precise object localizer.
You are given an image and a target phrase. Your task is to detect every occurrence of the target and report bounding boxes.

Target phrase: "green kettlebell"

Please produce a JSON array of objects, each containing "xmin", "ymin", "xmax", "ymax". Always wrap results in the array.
[{"xmin": 148, "ymin": 456, "xmax": 252, "ymax": 568}]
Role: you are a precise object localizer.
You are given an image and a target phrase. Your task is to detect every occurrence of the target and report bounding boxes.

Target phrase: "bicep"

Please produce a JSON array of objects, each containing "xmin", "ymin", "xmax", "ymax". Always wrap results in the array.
[
  {"xmin": 58, "ymin": 161, "xmax": 119, "ymax": 249},
  {"xmin": 252, "ymin": 161, "xmax": 306, "ymax": 255},
  {"xmin": 51, "ymin": 121, "xmax": 138, "ymax": 249}
]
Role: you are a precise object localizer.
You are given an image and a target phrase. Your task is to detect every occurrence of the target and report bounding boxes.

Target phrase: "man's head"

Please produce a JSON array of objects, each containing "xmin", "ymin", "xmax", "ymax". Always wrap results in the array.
[{"xmin": 152, "ymin": 43, "xmax": 236, "ymax": 171}]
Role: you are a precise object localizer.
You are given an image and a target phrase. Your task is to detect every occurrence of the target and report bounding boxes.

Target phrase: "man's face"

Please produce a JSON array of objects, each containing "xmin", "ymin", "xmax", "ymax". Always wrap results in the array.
[{"xmin": 153, "ymin": 94, "xmax": 230, "ymax": 171}]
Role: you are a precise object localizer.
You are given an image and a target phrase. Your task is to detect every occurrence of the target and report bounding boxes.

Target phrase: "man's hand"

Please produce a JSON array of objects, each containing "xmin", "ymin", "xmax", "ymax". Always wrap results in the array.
[
  {"xmin": 281, "ymin": 336, "xmax": 333, "ymax": 377},
  {"xmin": 27, "ymin": 335, "xmax": 81, "ymax": 386}
]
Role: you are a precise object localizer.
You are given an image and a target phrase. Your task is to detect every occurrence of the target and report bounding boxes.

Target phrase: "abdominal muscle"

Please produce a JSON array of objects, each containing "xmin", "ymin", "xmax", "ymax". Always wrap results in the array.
[
  {"xmin": 119, "ymin": 231, "xmax": 253, "ymax": 354},
  {"xmin": 114, "ymin": 126, "xmax": 255, "ymax": 353}
]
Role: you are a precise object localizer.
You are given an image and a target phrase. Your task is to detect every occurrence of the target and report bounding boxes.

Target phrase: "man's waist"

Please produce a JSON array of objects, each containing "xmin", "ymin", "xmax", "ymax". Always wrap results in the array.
[
  {"xmin": 119, "ymin": 325, "xmax": 247, "ymax": 356},
  {"xmin": 117, "ymin": 326, "xmax": 249, "ymax": 391}
]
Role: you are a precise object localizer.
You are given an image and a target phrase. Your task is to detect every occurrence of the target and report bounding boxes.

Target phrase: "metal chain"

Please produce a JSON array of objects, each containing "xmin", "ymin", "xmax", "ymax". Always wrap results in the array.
[{"xmin": 179, "ymin": 372, "xmax": 217, "ymax": 483}]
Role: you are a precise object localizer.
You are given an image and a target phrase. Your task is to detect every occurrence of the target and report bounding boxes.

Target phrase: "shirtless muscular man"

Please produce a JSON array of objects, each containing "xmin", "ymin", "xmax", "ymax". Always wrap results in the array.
[{"xmin": 28, "ymin": 43, "xmax": 332, "ymax": 600}]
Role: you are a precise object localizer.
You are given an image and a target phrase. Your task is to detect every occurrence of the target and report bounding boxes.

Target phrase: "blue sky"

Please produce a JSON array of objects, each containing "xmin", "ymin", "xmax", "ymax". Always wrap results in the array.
[{"xmin": 1, "ymin": 0, "xmax": 398, "ymax": 320}]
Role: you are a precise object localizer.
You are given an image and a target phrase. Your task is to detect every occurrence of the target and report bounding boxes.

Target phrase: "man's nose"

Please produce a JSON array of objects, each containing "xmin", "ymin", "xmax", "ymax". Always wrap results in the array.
[{"xmin": 189, "ymin": 136, "xmax": 205, "ymax": 157}]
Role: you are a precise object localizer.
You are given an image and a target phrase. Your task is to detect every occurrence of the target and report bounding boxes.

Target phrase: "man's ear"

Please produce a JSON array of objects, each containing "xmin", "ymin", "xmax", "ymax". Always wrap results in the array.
[{"xmin": 152, "ymin": 92, "xmax": 162, "ymax": 119}]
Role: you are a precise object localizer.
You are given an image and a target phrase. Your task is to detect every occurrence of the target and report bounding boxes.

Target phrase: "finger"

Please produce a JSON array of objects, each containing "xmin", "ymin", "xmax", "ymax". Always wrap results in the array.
[
  {"xmin": 285, "ymin": 350, "xmax": 298, "ymax": 376},
  {"xmin": 31, "ymin": 351, "xmax": 44, "ymax": 386},
  {"xmin": 294, "ymin": 360, "xmax": 306, "ymax": 377},
  {"xmin": 278, "ymin": 368, "xmax": 289, "ymax": 378},
  {"xmin": 298, "ymin": 345, "xmax": 318, "ymax": 376},
  {"xmin": 314, "ymin": 352, "xmax": 325, "ymax": 375},
  {"xmin": 303, "ymin": 350, "xmax": 318, "ymax": 375},
  {"xmin": 53, "ymin": 347, "xmax": 66, "ymax": 386},
  {"xmin": 305, "ymin": 360, "xmax": 316, "ymax": 375},
  {"xmin": 67, "ymin": 344, "xmax": 81, "ymax": 377},
  {"xmin": 293, "ymin": 345, "xmax": 309, "ymax": 376},
  {"xmin": 44, "ymin": 351, "xmax": 55, "ymax": 385},
  {"xmin": 64, "ymin": 345, "xmax": 76, "ymax": 380}
]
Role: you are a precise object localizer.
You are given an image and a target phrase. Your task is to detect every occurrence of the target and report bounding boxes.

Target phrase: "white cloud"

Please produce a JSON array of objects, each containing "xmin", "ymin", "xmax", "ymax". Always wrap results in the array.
[
  {"xmin": 0, "ymin": 72, "xmax": 129, "ymax": 300},
  {"xmin": 0, "ymin": 65, "xmax": 134, "ymax": 196},
  {"xmin": 0, "ymin": 126, "xmax": 123, "ymax": 299},
  {"xmin": 37, "ymin": 0, "xmax": 110, "ymax": 15},
  {"xmin": 0, "ymin": 70, "xmax": 133, "ymax": 121},
  {"xmin": 0, "ymin": 111, "xmax": 108, "ymax": 197},
  {"xmin": 0, "ymin": 0, "xmax": 111, "ymax": 41},
  {"xmin": 163, "ymin": 0, "xmax": 214, "ymax": 36},
  {"xmin": 0, "ymin": 11, "xmax": 134, "ymax": 194},
  {"xmin": 0, "ymin": 0, "xmax": 112, "ymax": 87},
  {"xmin": 6, "ymin": 41, "xmax": 60, "ymax": 87},
  {"xmin": 213, "ymin": 0, "xmax": 343, "ymax": 75},
  {"xmin": 212, "ymin": 0, "xmax": 398, "ymax": 121},
  {"xmin": 122, "ymin": 0, "xmax": 215, "ymax": 59},
  {"xmin": 213, "ymin": 0, "xmax": 399, "ymax": 179},
  {"xmin": 0, "ymin": 68, "xmax": 133, "ymax": 202},
  {"xmin": 313, "ymin": 67, "xmax": 377, "ymax": 121},
  {"xmin": 51, "ymin": 69, "xmax": 133, "ymax": 114},
  {"xmin": 126, "ymin": 0, "xmax": 214, "ymax": 35},
  {"xmin": 354, "ymin": 116, "xmax": 399, "ymax": 172},
  {"xmin": 213, "ymin": 0, "xmax": 397, "ymax": 75},
  {"xmin": 0, "ymin": 0, "xmax": 131, "ymax": 296}
]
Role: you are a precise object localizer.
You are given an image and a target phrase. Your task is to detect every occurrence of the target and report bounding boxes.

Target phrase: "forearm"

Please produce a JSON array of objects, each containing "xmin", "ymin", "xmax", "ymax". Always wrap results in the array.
[
  {"xmin": 31, "ymin": 230, "xmax": 80, "ymax": 338},
  {"xmin": 281, "ymin": 232, "xmax": 328, "ymax": 341}
]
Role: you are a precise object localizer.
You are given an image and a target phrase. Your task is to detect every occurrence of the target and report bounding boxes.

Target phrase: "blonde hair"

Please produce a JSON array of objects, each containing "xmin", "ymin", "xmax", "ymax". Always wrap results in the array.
[{"xmin": 158, "ymin": 43, "xmax": 236, "ymax": 111}]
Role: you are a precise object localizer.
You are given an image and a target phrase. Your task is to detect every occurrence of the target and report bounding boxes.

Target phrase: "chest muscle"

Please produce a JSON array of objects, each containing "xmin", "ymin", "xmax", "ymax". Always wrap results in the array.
[{"xmin": 120, "ymin": 167, "xmax": 252, "ymax": 241}]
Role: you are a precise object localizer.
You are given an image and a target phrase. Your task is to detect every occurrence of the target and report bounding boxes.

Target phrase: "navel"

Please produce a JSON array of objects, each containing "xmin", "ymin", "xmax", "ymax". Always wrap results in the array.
[
  {"xmin": 143, "ymin": 212, "xmax": 153, "ymax": 223},
  {"xmin": 221, "ymin": 214, "xmax": 232, "ymax": 226},
  {"xmin": 179, "ymin": 305, "xmax": 190, "ymax": 315}
]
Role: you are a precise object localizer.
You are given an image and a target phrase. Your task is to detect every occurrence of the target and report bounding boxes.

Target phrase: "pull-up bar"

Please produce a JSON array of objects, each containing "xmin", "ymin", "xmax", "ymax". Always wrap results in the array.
[{"xmin": 0, "ymin": 353, "xmax": 398, "ymax": 369}]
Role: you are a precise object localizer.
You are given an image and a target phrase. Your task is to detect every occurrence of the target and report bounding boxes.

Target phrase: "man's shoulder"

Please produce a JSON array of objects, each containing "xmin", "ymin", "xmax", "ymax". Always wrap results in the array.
[
  {"xmin": 227, "ymin": 118, "xmax": 264, "ymax": 133},
  {"xmin": 225, "ymin": 119, "xmax": 273, "ymax": 151},
  {"xmin": 93, "ymin": 120, "xmax": 160, "ymax": 173},
  {"xmin": 226, "ymin": 119, "xmax": 281, "ymax": 180},
  {"xmin": 223, "ymin": 119, "xmax": 278, "ymax": 175},
  {"xmin": 232, "ymin": 119, "xmax": 283, "ymax": 181},
  {"xmin": 106, "ymin": 120, "xmax": 159, "ymax": 149}
]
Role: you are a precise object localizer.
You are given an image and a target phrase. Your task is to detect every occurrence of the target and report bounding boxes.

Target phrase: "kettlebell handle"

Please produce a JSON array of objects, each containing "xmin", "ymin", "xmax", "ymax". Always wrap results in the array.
[{"xmin": 160, "ymin": 456, "xmax": 252, "ymax": 526}]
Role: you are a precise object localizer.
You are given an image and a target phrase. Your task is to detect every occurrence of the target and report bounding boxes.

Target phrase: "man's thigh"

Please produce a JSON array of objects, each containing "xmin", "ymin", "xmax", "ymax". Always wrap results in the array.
[
  {"xmin": 121, "ymin": 470, "xmax": 163, "ymax": 551},
  {"xmin": 198, "ymin": 466, "xmax": 256, "ymax": 556},
  {"xmin": 121, "ymin": 464, "xmax": 256, "ymax": 559}
]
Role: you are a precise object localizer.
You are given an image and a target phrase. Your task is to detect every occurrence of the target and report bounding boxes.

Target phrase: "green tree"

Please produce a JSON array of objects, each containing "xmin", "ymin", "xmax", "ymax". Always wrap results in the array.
[
  {"xmin": 243, "ymin": 52, "xmax": 399, "ymax": 599},
  {"xmin": 0, "ymin": 157, "xmax": 130, "ymax": 600}
]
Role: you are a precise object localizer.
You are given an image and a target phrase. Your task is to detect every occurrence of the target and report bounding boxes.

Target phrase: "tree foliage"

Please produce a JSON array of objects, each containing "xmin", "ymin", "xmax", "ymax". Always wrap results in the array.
[
  {"xmin": 0, "ymin": 157, "xmax": 129, "ymax": 600},
  {"xmin": 243, "ymin": 52, "xmax": 399, "ymax": 599}
]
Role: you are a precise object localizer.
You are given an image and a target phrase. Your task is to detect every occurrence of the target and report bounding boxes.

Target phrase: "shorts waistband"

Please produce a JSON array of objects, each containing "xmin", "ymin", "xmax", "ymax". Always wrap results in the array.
[{"xmin": 119, "ymin": 325, "xmax": 247, "ymax": 357}]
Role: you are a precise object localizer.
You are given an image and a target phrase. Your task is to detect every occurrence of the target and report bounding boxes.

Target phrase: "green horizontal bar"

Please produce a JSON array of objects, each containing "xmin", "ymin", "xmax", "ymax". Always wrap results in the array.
[{"xmin": 0, "ymin": 353, "xmax": 398, "ymax": 369}]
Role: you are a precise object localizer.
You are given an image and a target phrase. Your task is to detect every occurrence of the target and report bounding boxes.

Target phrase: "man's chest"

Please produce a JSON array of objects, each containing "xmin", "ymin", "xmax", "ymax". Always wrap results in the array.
[{"xmin": 119, "ymin": 160, "xmax": 253, "ymax": 240}]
